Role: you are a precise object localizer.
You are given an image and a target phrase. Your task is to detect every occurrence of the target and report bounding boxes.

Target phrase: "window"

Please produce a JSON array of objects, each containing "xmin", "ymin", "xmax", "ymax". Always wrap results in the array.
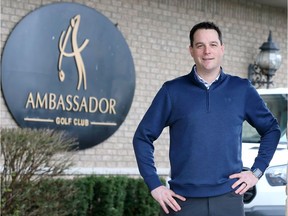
[{"xmin": 242, "ymin": 93, "xmax": 287, "ymax": 143}]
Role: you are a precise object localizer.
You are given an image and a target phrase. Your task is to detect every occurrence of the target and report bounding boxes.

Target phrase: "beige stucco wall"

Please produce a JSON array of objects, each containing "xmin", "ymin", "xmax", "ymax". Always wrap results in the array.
[{"xmin": 0, "ymin": 0, "xmax": 287, "ymax": 176}]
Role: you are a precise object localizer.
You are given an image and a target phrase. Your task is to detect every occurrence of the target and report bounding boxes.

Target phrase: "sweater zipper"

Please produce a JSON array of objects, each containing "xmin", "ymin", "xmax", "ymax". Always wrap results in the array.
[{"xmin": 206, "ymin": 88, "xmax": 210, "ymax": 113}]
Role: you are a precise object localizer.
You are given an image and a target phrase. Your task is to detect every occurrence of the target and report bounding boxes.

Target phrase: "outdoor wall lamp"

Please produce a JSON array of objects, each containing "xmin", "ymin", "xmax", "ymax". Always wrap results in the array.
[{"xmin": 248, "ymin": 31, "xmax": 282, "ymax": 89}]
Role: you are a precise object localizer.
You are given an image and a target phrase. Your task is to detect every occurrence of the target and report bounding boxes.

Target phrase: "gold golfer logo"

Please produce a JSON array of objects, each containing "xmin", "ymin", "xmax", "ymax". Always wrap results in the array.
[{"xmin": 58, "ymin": 15, "xmax": 89, "ymax": 90}]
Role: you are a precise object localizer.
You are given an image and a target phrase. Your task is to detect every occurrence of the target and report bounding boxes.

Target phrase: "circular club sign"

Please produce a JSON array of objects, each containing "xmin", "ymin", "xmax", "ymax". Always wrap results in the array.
[{"xmin": 1, "ymin": 3, "xmax": 135, "ymax": 149}]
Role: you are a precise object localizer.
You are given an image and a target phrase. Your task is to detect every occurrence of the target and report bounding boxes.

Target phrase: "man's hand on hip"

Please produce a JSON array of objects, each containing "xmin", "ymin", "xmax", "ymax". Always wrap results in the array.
[
  {"xmin": 229, "ymin": 170, "xmax": 259, "ymax": 195},
  {"xmin": 151, "ymin": 185, "xmax": 186, "ymax": 214}
]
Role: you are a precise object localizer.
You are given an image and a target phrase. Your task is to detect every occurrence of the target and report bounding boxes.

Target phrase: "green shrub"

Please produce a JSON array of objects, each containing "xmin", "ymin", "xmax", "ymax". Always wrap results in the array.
[
  {"xmin": 69, "ymin": 175, "xmax": 161, "ymax": 216},
  {"xmin": 90, "ymin": 176, "xmax": 128, "ymax": 216},
  {"xmin": 69, "ymin": 176, "xmax": 96, "ymax": 216},
  {"xmin": 124, "ymin": 178, "xmax": 160, "ymax": 216},
  {"xmin": 0, "ymin": 128, "xmax": 163, "ymax": 216},
  {"xmin": 0, "ymin": 128, "xmax": 78, "ymax": 215},
  {"xmin": 22, "ymin": 178, "xmax": 78, "ymax": 216}
]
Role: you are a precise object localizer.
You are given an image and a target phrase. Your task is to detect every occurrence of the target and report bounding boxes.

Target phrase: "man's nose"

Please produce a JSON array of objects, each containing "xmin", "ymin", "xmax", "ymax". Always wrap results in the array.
[{"xmin": 204, "ymin": 46, "xmax": 211, "ymax": 54}]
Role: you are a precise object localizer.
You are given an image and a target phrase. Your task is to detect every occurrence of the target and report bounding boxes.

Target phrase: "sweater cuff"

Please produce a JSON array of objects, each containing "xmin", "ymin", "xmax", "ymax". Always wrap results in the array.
[
  {"xmin": 251, "ymin": 158, "xmax": 269, "ymax": 174},
  {"xmin": 144, "ymin": 175, "xmax": 163, "ymax": 191}
]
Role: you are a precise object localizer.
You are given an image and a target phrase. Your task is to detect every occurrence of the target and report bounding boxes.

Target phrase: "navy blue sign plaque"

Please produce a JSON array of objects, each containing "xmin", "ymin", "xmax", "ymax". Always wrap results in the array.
[{"xmin": 1, "ymin": 3, "xmax": 135, "ymax": 149}]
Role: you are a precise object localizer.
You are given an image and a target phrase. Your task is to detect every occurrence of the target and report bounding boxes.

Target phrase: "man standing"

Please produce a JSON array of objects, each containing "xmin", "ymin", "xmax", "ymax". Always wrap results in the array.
[{"xmin": 133, "ymin": 22, "xmax": 280, "ymax": 216}]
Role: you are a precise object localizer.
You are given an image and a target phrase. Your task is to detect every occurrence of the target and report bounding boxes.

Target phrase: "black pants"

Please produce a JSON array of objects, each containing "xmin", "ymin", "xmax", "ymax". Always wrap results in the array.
[{"xmin": 160, "ymin": 191, "xmax": 245, "ymax": 216}]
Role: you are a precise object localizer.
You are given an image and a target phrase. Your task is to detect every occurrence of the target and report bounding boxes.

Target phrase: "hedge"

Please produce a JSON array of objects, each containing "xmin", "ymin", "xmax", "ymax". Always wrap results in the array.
[
  {"xmin": 1, "ymin": 175, "xmax": 163, "ymax": 216},
  {"xmin": 72, "ymin": 175, "xmax": 162, "ymax": 216}
]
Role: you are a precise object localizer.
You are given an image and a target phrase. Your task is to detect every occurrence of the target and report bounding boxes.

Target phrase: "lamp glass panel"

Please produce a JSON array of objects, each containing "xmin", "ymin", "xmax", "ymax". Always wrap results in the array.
[{"xmin": 256, "ymin": 50, "xmax": 282, "ymax": 71}]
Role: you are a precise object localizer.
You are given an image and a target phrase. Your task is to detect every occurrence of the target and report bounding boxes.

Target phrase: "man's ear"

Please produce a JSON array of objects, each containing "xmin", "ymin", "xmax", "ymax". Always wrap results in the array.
[
  {"xmin": 189, "ymin": 45, "xmax": 194, "ymax": 57},
  {"xmin": 221, "ymin": 43, "xmax": 225, "ymax": 52}
]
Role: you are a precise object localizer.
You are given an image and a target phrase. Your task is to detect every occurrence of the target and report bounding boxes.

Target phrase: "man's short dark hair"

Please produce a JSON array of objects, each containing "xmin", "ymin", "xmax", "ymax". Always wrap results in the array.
[{"xmin": 189, "ymin": 22, "xmax": 223, "ymax": 47}]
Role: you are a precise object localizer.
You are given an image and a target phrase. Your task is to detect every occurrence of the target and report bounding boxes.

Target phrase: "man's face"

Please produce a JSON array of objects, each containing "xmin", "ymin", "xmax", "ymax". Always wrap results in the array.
[{"xmin": 189, "ymin": 29, "xmax": 224, "ymax": 75}]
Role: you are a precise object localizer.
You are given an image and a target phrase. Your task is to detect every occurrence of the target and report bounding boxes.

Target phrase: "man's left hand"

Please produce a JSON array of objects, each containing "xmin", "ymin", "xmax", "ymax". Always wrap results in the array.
[{"xmin": 229, "ymin": 171, "xmax": 259, "ymax": 195}]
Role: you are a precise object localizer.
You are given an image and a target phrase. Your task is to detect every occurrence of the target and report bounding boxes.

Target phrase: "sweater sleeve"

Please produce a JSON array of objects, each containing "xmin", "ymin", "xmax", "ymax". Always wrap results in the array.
[
  {"xmin": 133, "ymin": 84, "xmax": 172, "ymax": 191},
  {"xmin": 244, "ymin": 83, "xmax": 281, "ymax": 173}
]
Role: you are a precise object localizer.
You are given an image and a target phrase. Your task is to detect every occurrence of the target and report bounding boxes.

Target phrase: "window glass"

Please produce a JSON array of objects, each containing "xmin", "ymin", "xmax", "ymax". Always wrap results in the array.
[{"xmin": 242, "ymin": 94, "xmax": 287, "ymax": 143}]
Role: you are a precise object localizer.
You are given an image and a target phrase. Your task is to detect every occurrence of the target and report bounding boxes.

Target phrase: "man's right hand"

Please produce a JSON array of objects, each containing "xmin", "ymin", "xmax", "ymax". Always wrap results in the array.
[{"xmin": 151, "ymin": 185, "xmax": 186, "ymax": 214}]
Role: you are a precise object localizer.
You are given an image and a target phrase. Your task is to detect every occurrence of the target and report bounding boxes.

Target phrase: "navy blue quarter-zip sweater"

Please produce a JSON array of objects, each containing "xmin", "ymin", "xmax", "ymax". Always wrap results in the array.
[{"xmin": 133, "ymin": 66, "xmax": 281, "ymax": 197}]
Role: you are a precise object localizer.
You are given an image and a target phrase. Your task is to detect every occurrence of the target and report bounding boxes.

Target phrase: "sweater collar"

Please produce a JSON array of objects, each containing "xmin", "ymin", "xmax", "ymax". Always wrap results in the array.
[{"xmin": 189, "ymin": 65, "xmax": 227, "ymax": 89}]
